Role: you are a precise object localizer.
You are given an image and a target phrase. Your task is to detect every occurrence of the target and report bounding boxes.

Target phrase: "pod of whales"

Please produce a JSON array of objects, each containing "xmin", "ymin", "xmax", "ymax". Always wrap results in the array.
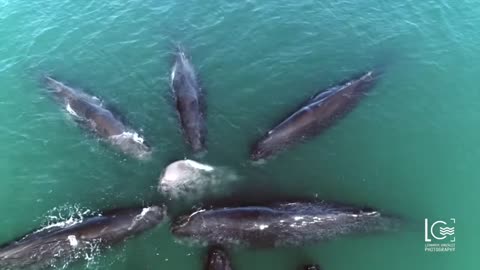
[
  {"xmin": 251, "ymin": 70, "xmax": 382, "ymax": 160},
  {"xmin": 170, "ymin": 46, "xmax": 206, "ymax": 153},
  {"xmin": 171, "ymin": 201, "xmax": 399, "ymax": 248},
  {"xmin": 0, "ymin": 206, "xmax": 166, "ymax": 270},
  {"xmin": 15, "ymin": 37, "xmax": 398, "ymax": 269},
  {"xmin": 43, "ymin": 76, "xmax": 152, "ymax": 159},
  {"xmin": 205, "ymin": 247, "xmax": 233, "ymax": 270}
]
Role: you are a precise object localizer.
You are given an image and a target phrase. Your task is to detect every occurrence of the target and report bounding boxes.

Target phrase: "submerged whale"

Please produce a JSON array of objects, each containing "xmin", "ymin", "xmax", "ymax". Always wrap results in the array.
[
  {"xmin": 205, "ymin": 247, "xmax": 233, "ymax": 270},
  {"xmin": 0, "ymin": 206, "xmax": 166, "ymax": 270},
  {"xmin": 158, "ymin": 159, "xmax": 215, "ymax": 198},
  {"xmin": 43, "ymin": 76, "xmax": 151, "ymax": 159},
  {"xmin": 158, "ymin": 159, "xmax": 239, "ymax": 201},
  {"xmin": 170, "ymin": 46, "xmax": 206, "ymax": 153},
  {"xmin": 303, "ymin": 265, "xmax": 321, "ymax": 270},
  {"xmin": 171, "ymin": 201, "xmax": 399, "ymax": 248},
  {"xmin": 251, "ymin": 70, "xmax": 382, "ymax": 160}
]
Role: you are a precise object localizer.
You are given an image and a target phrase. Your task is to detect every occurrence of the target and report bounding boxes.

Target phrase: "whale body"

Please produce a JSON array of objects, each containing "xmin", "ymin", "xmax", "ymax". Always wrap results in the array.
[
  {"xmin": 171, "ymin": 201, "xmax": 398, "ymax": 248},
  {"xmin": 251, "ymin": 70, "xmax": 382, "ymax": 160},
  {"xmin": 170, "ymin": 46, "xmax": 206, "ymax": 153},
  {"xmin": 44, "ymin": 76, "xmax": 151, "ymax": 159},
  {"xmin": 0, "ymin": 206, "xmax": 166, "ymax": 269}
]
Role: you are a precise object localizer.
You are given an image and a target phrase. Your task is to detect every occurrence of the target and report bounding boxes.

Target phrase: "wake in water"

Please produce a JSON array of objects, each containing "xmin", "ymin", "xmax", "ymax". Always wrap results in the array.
[{"xmin": 158, "ymin": 159, "xmax": 239, "ymax": 201}]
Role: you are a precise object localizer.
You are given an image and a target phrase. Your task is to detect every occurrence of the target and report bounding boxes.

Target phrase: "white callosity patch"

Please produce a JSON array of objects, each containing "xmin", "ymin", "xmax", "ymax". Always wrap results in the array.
[
  {"xmin": 107, "ymin": 131, "xmax": 150, "ymax": 159},
  {"xmin": 139, "ymin": 207, "xmax": 151, "ymax": 217},
  {"xmin": 258, "ymin": 224, "xmax": 269, "ymax": 230},
  {"xmin": 128, "ymin": 207, "xmax": 153, "ymax": 231},
  {"xmin": 171, "ymin": 63, "xmax": 177, "ymax": 83},
  {"xmin": 159, "ymin": 160, "xmax": 238, "ymax": 201},
  {"xmin": 66, "ymin": 103, "xmax": 79, "ymax": 117},
  {"xmin": 67, "ymin": 235, "xmax": 78, "ymax": 247},
  {"xmin": 288, "ymin": 215, "xmax": 329, "ymax": 228}
]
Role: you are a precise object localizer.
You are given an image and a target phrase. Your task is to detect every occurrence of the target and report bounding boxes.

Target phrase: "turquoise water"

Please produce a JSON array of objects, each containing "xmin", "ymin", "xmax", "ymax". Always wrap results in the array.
[{"xmin": 0, "ymin": 0, "xmax": 478, "ymax": 269}]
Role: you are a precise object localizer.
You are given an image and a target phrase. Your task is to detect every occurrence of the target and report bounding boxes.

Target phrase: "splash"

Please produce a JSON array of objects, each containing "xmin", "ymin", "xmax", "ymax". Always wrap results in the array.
[
  {"xmin": 110, "ymin": 131, "xmax": 145, "ymax": 144},
  {"xmin": 108, "ymin": 131, "xmax": 151, "ymax": 159},
  {"xmin": 35, "ymin": 205, "xmax": 103, "ymax": 269}
]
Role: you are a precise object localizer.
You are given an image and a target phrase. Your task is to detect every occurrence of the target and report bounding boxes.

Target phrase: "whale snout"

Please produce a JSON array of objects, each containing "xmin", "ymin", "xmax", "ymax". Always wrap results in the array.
[
  {"xmin": 109, "ymin": 132, "xmax": 152, "ymax": 159},
  {"xmin": 250, "ymin": 142, "xmax": 271, "ymax": 161},
  {"xmin": 144, "ymin": 205, "xmax": 167, "ymax": 223}
]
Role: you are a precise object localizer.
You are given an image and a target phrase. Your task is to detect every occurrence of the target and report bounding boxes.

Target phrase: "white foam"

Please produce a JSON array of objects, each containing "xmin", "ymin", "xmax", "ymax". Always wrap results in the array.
[
  {"xmin": 67, "ymin": 235, "xmax": 78, "ymax": 247},
  {"xmin": 35, "ymin": 217, "xmax": 79, "ymax": 233},
  {"xmin": 294, "ymin": 216, "xmax": 304, "ymax": 221},
  {"xmin": 110, "ymin": 131, "xmax": 145, "ymax": 144}
]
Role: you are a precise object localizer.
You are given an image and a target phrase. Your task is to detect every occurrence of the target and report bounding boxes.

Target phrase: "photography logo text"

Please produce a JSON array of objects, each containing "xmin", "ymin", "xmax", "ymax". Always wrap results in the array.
[{"xmin": 424, "ymin": 218, "xmax": 455, "ymax": 252}]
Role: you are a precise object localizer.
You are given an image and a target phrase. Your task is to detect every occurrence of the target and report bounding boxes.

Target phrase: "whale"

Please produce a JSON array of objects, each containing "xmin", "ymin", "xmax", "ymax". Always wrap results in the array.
[
  {"xmin": 0, "ymin": 206, "xmax": 166, "ymax": 270},
  {"xmin": 205, "ymin": 247, "xmax": 233, "ymax": 270},
  {"xmin": 43, "ymin": 76, "xmax": 151, "ymax": 159},
  {"xmin": 158, "ymin": 159, "xmax": 215, "ymax": 198},
  {"xmin": 170, "ymin": 46, "xmax": 206, "ymax": 153},
  {"xmin": 251, "ymin": 70, "xmax": 382, "ymax": 160},
  {"xmin": 171, "ymin": 201, "xmax": 399, "ymax": 248}
]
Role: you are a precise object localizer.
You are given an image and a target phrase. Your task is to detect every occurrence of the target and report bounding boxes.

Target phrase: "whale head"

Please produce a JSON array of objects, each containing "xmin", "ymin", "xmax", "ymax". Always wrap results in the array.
[
  {"xmin": 206, "ymin": 247, "xmax": 233, "ymax": 270},
  {"xmin": 250, "ymin": 140, "xmax": 275, "ymax": 161},
  {"xmin": 109, "ymin": 132, "xmax": 152, "ymax": 159}
]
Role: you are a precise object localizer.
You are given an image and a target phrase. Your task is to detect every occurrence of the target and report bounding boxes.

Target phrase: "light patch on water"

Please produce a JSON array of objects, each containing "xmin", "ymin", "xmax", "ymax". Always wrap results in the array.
[
  {"xmin": 251, "ymin": 159, "xmax": 266, "ymax": 166},
  {"xmin": 293, "ymin": 216, "xmax": 304, "ymax": 221}
]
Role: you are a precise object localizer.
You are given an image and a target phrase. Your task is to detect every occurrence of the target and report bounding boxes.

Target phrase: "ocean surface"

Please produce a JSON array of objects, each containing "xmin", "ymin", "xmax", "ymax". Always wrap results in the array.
[{"xmin": 0, "ymin": 0, "xmax": 478, "ymax": 269}]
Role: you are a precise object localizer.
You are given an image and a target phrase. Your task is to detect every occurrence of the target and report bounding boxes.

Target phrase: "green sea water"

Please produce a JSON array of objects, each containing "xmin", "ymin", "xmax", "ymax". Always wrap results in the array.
[{"xmin": 0, "ymin": 0, "xmax": 478, "ymax": 269}]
